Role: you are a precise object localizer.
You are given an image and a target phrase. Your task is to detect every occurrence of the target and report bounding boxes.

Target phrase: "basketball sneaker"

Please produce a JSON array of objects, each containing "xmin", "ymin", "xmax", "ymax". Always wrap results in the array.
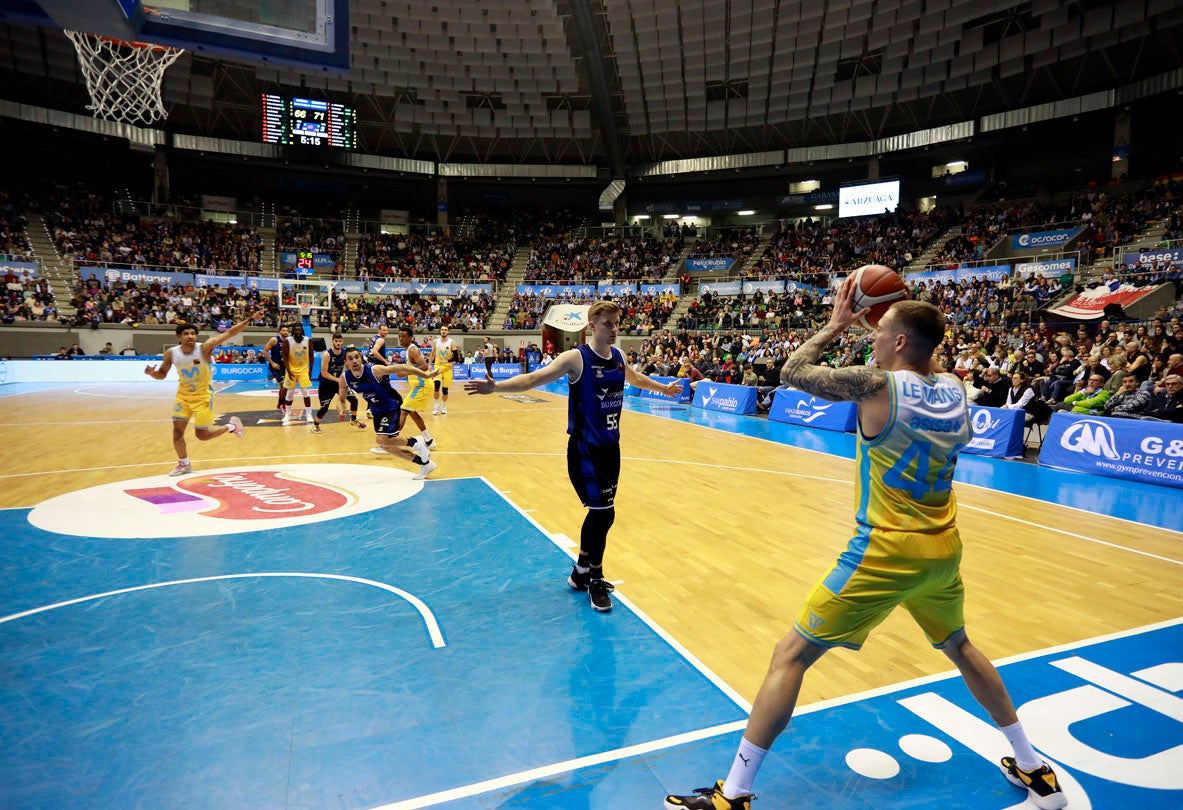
[
  {"xmin": 370, "ymin": 446, "xmax": 389, "ymax": 455},
  {"xmin": 440, "ymin": 404, "xmax": 447, "ymax": 414},
  {"xmin": 432, "ymin": 403, "xmax": 441, "ymax": 415},
  {"xmin": 412, "ymin": 460, "xmax": 437, "ymax": 480},
  {"xmin": 227, "ymin": 416, "xmax": 244, "ymax": 439},
  {"xmin": 1000, "ymin": 757, "xmax": 1067, "ymax": 809},
  {"xmin": 168, "ymin": 461, "xmax": 192, "ymax": 477},
  {"xmin": 588, "ymin": 578, "xmax": 614, "ymax": 612},
  {"xmin": 309, "ymin": 423, "xmax": 322, "ymax": 434},
  {"xmin": 281, "ymin": 412, "xmax": 292, "ymax": 426},
  {"xmin": 664, "ymin": 781, "xmax": 753, "ymax": 810},
  {"xmin": 352, "ymin": 418, "xmax": 367, "ymax": 429},
  {"xmin": 567, "ymin": 564, "xmax": 591, "ymax": 591},
  {"xmin": 304, "ymin": 410, "xmax": 314, "ymax": 423}
]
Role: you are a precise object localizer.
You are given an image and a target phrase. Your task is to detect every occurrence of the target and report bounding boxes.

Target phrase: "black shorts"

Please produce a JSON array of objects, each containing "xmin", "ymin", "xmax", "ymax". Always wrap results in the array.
[
  {"xmin": 567, "ymin": 435, "xmax": 620, "ymax": 509},
  {"xmin": 268, "ymin": 364, "xmax": 285, "ymax": 384},
  {"xmin": 372, "ymin": 409, "xmax": 401, "ymax": 436},
  {"xmin": 318, "ymin": 379, "xmax": 342, "ymax": 404}
]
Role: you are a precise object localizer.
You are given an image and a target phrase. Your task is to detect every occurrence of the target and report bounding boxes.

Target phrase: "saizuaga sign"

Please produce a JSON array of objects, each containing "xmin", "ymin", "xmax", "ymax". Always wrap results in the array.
[{"xmin": 1039, "ymin": 412, "xmax": 1183, "ymax": 489}]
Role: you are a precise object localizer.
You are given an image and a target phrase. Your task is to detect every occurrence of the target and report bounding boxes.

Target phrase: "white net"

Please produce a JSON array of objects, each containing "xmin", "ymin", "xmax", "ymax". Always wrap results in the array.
[
  {"xmin": 64, "ymin": 30, "xmax": 184, "ymax": 126},
  {"xmin": 297, "ymin": 302, "xmax": 313, "ymax": 319}
]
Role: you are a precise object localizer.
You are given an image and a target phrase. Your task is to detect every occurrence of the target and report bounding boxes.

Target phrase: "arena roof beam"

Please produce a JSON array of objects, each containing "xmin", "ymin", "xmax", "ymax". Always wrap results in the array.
[{"xmin": 566, "ymin": 0, "xmax": 626, "ymax": 179}]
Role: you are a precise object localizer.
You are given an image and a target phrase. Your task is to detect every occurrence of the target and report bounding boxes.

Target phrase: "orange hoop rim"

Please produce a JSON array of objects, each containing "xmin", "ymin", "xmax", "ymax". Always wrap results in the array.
[{"xmin": 67, "ymin": 30, "xmax": 181, "ymax": 53}]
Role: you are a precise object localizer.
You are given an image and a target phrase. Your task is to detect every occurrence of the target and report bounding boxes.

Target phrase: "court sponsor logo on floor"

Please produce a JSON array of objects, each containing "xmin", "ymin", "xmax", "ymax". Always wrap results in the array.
[{"xmin": 28, "ymin": 464, "xmax": 424, "ymax": 538}]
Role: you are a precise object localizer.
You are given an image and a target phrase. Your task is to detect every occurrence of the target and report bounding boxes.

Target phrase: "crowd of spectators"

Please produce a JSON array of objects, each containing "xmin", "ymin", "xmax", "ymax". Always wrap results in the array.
[
  {"xmin": 2, "ymin": 267, "xmax": 57, "ymax": 323},
  {"xmin": 523, "ymin": 235, "xmax": 683, "ymax": 283},
  {"xmin": 503, "ymin": 289, "xmax": 677, "ymax": 334},
  {"xmin": 687, "ymin": 225, "xmax": 761, "ymax": 261},
  {"xmin": 354, "ymin": 232, "xmax": 513, "ymax": 283},
  {"xmin": 276, "ymin": 216, "xmax": 345, "ymax": 264},
  {"xmin": 68, "ymin": 274, "xmax": 270, "ymax": 329},
  {"xmin": 329, "ymin": 288, "xmax": 495, "ymax": 333},
  {"xmin": 1, "ymin": 191, "xmax": 33, "ymax": 261}
]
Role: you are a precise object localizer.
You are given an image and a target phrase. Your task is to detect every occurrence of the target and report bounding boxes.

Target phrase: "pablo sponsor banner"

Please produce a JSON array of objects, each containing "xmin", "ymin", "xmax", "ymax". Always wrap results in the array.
[
  {"xmin": 963, "ymin": 405, "xmax": 1025, "ymax": 458},
  {"xmin": 742, "ymin": 280, "xmax": 786, "ymax": 294},
  {"xmin": 686, "ymin": 258, "xmax": 735, "ymax": 272},
  {"xmin": 1122, "ymin": 249, "xmax": 1183, "ymax": 267},
  {"xmin": 625, "ymin": 375, "xmax": 691, "ymax": 403},
  {"xmin": 1015, "ymin": 258, "xmax": 1076, "ymax": 279},
  {"xmin": 83, "ymin": 267, "xmax": 195, "ymax": 286},
  {"xmin": 211, "ymin": 363, "xmax": 269, "ymax": 381},
  {"xmin": 332, "ymin": 280, "xmax": 366, "ymax": 293},
  {"xmin": 1039, "ymin": 412, "xmax": 1183, "ymax": 489},
  {"xmin": 692, "ymin": 381, "xmax": 757, "ymax": 415},
  {"xmin": 1012, "ymin": 228, "xmax": 1080, "ymax": 250},
  {"xmin": 698, "ymin": 281, "xmax": 743, "ymax": 295},
  {"xmin": 279, "ymin": 252, "xmax": 336, "ymax": 268},
  {"xmin": 769, "ymin": 389, "xmax": 858, "ymax": 432},
  {"xmin": 368, "ymin": 281, "xmax": 493, "ymax": 296},
  {"xmin": 1047, "ymin": 282, "xmax": 1159, "ymax": 320},
  {"xmin": 639, "ymin": 283, "xmax": 681, "ymax": 296}
]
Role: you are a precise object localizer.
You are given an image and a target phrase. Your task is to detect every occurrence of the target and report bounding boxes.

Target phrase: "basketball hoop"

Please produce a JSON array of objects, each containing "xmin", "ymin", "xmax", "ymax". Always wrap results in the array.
[
  {"xmin": 64, "ymin": 30, "xmax": 183, "ymax": 126},
  {"xmin": 297, "ymin": 302, "xmax": 313, "ymax": 320}
]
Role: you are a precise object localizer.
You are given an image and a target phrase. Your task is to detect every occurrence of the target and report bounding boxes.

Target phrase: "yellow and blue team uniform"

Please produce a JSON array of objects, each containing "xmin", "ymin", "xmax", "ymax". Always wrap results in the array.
[
  {"xmin": 285, "ymin": 336, "xmax": 313, "ymax": 389},
  {"xmin": 401, "ymin": 347, "xmax": 432, "ymax": 413},
  {"xmin": 432, "ymin": 337, "xmax": 456, "ymax": 389},
  {"xmin": 795, "ymin": 370, "xmax": 972, "ymax": 651},
  {"xmin": 169, "ymin": 343, "xmax": 215, "ymax": 428}
]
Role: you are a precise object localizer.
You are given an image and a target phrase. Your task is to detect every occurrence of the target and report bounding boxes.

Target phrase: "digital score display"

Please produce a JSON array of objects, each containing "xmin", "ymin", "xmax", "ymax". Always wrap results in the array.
[{"xmin": 261, "ymin": 95, "xmax": 357, "ymax": 148}]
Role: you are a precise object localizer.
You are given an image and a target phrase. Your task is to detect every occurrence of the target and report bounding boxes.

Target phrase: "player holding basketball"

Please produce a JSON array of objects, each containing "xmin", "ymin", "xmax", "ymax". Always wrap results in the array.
[
  {"xmin": 263, "ymin": 324, "xmax": 289, "ymax": 414},
  {"xmin": 310, "ymin": 332, "xmax": 364, "ymax": 433},
  {"xmin": 340, "ymin": 347, "xmax": 438, "ymax": 479},
  {"xmin": 144, "ymin": 311, "xmax": 260, "ymax": 476},
  {"xmin": 430, "ymin": 325, "xmax": 457, "ymax": 415},
  {"xmin": 464, "ymin": 300, "xmax": 683, "ymax": 612},
  {"xmin": 665, "ymin": 285, "xmax": 1066, "ymax": 809},
  {"xmin": 280, "ymin": 323, "xmax": 315, "ymax": 425}
]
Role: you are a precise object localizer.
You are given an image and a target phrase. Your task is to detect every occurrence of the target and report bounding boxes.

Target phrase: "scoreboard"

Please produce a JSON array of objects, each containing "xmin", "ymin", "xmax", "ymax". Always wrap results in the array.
[{"xmin": 261, "ymin": 95, "xmax": 357, "ymax": 148}]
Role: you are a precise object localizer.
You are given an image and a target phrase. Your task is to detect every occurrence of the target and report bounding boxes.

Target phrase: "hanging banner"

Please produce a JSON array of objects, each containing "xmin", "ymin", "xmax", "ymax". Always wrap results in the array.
[
  {"xmin": 698, "ymin": 281, "xmax": 743, "ymax": 295},
  {"xmin": 957, "ymin": 264, "xmax": 1012, "ymax": 282},
  {"xmin": 0, "ymin": 261, "xmax": 39, "ymax": 278},
  {"xmin": 597, "ymin": 283, "xmax": 638, "ymax": 295},
  {"xmin": 1122, "ymin": 249, "xmax": 1183, "ymax": 266},
  {"xmin": 83, "ymin": 267, "xmax": 195, "ymax": 286},
  {"xmin": 905, "ymin": 268, "xmax": 960, "ymax": 285},
  {"xmin": 742, "ymin": 280, "xmax": 786, "ymax": 294},
  {"xmin": 1039, "ymin": 412, "xmax": 1183, "ymax": 489},
  {"xmin": 639, "ymin": 283, "xmax": 681, "ymax": 296},
  {"xmin": 1046, "ymin": 282, "xmax": 1160, "ymax": 320},
  {"xmin": 962, "ymin": 406, "xmax": 1025, "ymax": 458},
  {"xmin": 542, "ymin": 304, "xmax": 590, "ymax": 332},
  {"xmin": 1015, "ymin": 258, "xmax": 1075, "ymax": 279},
  {"xmin": 768, "ymin": 389, "xmax": 858, "ymax": 432},
  {"xmin": 1011, "ymin": 228, "xmax": 1081, "ymax": 250},
  {"xmin": 686, "ymin": 258, "xmax": 736, "ymax": 272}
]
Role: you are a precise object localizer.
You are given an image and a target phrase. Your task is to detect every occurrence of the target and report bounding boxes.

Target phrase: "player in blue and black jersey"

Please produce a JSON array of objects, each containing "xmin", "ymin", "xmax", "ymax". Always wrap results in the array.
[
  {"xmin": 262, "ymin": 324, "xmax": 289, "ymax": 412},
  {"xmin": 310, "ymin": 333, "xmax": 364, "ymax": 433},
  {"xmin": 464, "ymin": 300, "xmax": 684, "ymax": 611}
]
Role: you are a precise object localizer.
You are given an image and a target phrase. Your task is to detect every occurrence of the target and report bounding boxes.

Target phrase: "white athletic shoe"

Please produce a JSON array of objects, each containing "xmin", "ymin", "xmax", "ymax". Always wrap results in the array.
[
  {"xmin": 168, "ymin": 461, "xmax": 192, "ymax": 476},
  {"xmin": 227, "ymin": 416, "xmax": 244, "ymax": 438},
  {"xmin": 304, "ymin": 410, "xmax": 314, "ymax": 423},
  {"xmin": 432, "ymin": 404, "xmax": 441, "ymax": 415},
  {"xmin": 370, "ymin": 446, "xmax": 390, "ymax": 455},
  {"xmin": 280, "ymin": 415, "xmax": 291, "ymax": 426},
  {"xmin": 412, "ymin": 460, "xmax": 437, "ymax": 480},
  {"xmin": 440, "ymin": 404, "xmax": 447, "ymax": 414}
]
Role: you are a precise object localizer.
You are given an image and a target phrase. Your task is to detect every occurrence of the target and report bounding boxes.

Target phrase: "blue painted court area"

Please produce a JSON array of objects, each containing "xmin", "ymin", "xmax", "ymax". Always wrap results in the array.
[{"xmin": 0, "ymin": 476, "xmax": 746, "ymax": 810}]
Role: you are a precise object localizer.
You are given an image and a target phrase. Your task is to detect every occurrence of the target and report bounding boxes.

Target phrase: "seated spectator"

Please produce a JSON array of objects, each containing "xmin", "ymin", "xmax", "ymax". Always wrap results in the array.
[
  {"xmin": 1042, "ymin": 347, "xmax": 1081, "ymax": 403},
  {"xmin": 1001, "ymin": 370, "xmax": 1044, "ymax": 425},
  {"xmin": 99, "ymin": 341, "xmax": 114, "ymax": 355},
  {"xmin": 1057, "ymin": 374, "xmax": 1111, "ymax": 415},
  {"xmin": 1141, "ymin": 374, "xmax": 1183, "ymax": 422},
  {"xmin": 1104, "ymin": 373, "xmax": 1153, "ymax": 418},
  {"xmin": 967, "ymin": 366, "xmax": 1009, "ymax": 407}
]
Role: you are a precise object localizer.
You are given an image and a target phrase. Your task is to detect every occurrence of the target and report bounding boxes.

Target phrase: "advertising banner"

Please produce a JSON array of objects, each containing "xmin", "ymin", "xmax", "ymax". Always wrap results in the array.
[
  {"xmin": 1039, "ymin": 412, "xmax": 1183, "ymax": 489},
  {"xmin": 211, "ymin": 364, "xmax": 269, "ymax": 381},
  {"xmin": 957, "ymin": 264, "xmax": 1012, "ymax": 282},
  {"xmin": 245, "ymin": 276, "xmax": 280, "ymax": 292},
  {"xmin": 698, "ymin": 281, "xmax": 743, "ymax": 295},
  {"xmin": 686, "ymin": 258, "xmax": 736, "ymax": 272},
  {"xmin": 639, "ymin": 283, "xmax": 681, "ymax": 296},
  {"xmin": 1011, "ymin": 228, "xmax": 1080, "ymax": 250},
  {"xmin": 625, "ymin": 375, "xmax": 692, "ymax": 404},
  {"xmin": 368, "ymin": 281, "xmax": 493, "ymax": 296},
  {"xmin": 692, "ymin": 381, "xmax": 758, "ymax": 415},
  {"xmin": 83, "ymin": 267, "xmax": 195, "ymax": 287},
  {"xmin": 332, "ymin": 280, "xmax": 366, "ymax": 294},
  {"xmin": 466, "ymin": 363, "xmax": 522, "ymax": 380},
  {"xmin": 196, "ymin": 274, "xmax": 249, "ymax": 289},
  {"xmin": 1, "ymin": 261, "xmax": 39, "ymax": 278},
  {"xmin": 597, "ymin": 283, "xmax": 638, "ymax": 295},
  {"xmin": 1046, "ymin": 282, "xmax": 1160, "ymax": 320},
  {"xmin": 515, "ymin": 284, "xmax": 596, "ymax": 297},
  {"xmin": 542, "ymin": 304, "xmax": 589, "ymax": 332},
  {"xmin": 1121, "ymin": 249, "xmax": 1183, "ymax": 267},
  {"xmin": 906, "ymin": 268, "xmax": 960, "ymax": 285},
  {"xmin": 741, "ymin": 280, "xmax": 786, "ymax": 294},
  {"xmin": 768, "ymin": 389, "xmax": 858, "ymax": 432},
  {"xmin": 963, "ymin": 406, "xmax": 1025, "ymax": 458},
  {"xmin": 1015, "ymin": 258, "xmax": 1075, "ymax": 279}
]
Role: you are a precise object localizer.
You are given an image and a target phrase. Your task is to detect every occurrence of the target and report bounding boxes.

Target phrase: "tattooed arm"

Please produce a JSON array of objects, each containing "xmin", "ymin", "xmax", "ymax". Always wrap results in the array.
[{"xmin": 780, "ymin": 279, "xmax": 890, "ymax": 404}]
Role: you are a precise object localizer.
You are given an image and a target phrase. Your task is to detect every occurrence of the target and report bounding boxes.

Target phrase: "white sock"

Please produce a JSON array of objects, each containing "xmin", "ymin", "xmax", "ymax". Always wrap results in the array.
[
  {"xmin": 421, "ymin": 429, "xmax": 433, "ymax": 442},
  {"xmin": 722, "ymin": 737, "xmax": 767, "ymax": 797},
  {"xmin": 178, "ymin": 457, "xmax": 190, "ymax": 465},
  {"xmin": 1000, "ymin": 721, "xmax": 1042, "ymax": 771}
]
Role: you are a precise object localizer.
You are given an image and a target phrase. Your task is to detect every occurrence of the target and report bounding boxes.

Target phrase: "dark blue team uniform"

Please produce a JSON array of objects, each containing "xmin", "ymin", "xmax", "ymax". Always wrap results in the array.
[
  {"xmin": 267, "ymin": 335, "xmax": 286, "ymax": 383},
  {"xmin": 343, "ymin": 364, "xmax": 404, "ymax": 435},
  {"xmin": 567, "ymin": 343, "xmax": 625, "ymax": 508}
]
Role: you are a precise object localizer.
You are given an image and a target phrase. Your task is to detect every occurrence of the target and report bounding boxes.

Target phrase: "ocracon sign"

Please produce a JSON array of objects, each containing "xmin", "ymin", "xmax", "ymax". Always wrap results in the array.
[{"xmin": 29, "ymin": 464, "xmax": 425, "ymax": 538}]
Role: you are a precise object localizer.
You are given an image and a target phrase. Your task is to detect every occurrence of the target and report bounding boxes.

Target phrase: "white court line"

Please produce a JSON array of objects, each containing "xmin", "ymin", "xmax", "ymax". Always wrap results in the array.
[
  {"xmin": 364, "ymin": 607, "xmax": 1183, "ymax": 808},
  {"xmin": 0, "ymin": 571, "xmax": 447, "ymax": 648}
]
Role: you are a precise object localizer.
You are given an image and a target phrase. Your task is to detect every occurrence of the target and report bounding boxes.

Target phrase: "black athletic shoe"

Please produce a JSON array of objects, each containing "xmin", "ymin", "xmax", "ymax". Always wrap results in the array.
[
  {"xmin": 588, "ymin": 578, "xmax": 614, "ymax": 612},
  {"xmin": 1000, "ymin": 757, "xmax": 1067, "ymax": 809},
  {"xmin": 567, "ymin": 565, "xmax": 591, "ymax": 591},
  {"xmin": 664, "ymin": 781, "xmax": 753, "ymax": 810}
]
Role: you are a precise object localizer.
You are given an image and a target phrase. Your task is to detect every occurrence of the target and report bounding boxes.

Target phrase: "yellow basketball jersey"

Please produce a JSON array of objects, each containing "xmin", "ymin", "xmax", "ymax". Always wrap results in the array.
[
  {"xmin": 433, "ymin": 337, "xmax": 455, "ymax": 366},
  {"xmin": 171, "ymin": 343, "xmax": 212, "ymax": 403},
  {"xmin": 287, "ymin": 336, "xmax": 311, "ymax": 374},
  {"xmin": 856, "ymin": 370, "xmax": 971, "ymax": 540}
]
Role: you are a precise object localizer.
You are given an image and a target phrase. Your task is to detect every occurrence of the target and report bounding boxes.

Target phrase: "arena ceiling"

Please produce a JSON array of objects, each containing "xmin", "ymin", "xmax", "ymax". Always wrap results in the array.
[{"xmin": 1, "ymin": 0, "xmax": 1182, "ymax": 170}]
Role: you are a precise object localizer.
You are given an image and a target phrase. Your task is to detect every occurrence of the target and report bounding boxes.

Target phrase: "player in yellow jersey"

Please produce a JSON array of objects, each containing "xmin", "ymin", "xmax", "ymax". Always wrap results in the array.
[
  {"xmin": 666, "ymin": 285, "xmax": 1067, "ymax": 810},
  {"xmin": 430, "ymin": 325, "xmax": 457, "ymax": 415},
  {"xmin": 144, "ymin": 311, "xmax": 260, "ymax": 476},
  {"xmin": 280, "ymin": 323, "xmax": 315, "ymax": 425}
]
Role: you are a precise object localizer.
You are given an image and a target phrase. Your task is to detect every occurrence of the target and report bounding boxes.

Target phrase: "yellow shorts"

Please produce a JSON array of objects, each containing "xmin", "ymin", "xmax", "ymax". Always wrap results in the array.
[
  {"xmin": 794, "ymin": 528, "xmax": 965, "ymax": 650},
  {"xmin": 402, "ymin": 375, "xmax": 431, "ymax": 412},
  {"xmin": 172, "ymin": 395, "xmax": 215, "ymax": 429},
  {"xmin": 285, "ymin": 369, "xmax": 312, "ymax": 389},
  {"xmin": 434, "ymin": 363, "xmax": 454, "ymax": 388}
]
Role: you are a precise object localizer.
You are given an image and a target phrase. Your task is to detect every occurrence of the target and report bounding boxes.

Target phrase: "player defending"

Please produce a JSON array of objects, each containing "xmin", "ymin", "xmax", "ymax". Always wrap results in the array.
[
  {"xmin": 263, "ymin": 324, "xmax": 289, "ymax": 413},
  {"xmin": 464, "ymin": 300, "xmax": 683, "ymax": 611},
  {"xmin": 340, "ymin": 347, "xmax": 439, "ymax": 479},
  {"xmin": 311, "ymin": 332, "xmax": 365, "ymax": 433},
  {"xmin": 281, "ymin": 323, "xmax": 315, "ymax": 425},
  {"xmin": 431, "ymin": 325, "xmax": 457, "ymax": 415},
  {"xmin": 664, "ymin": 287, "xmax": 1066, "ymax": 809},
  {"xmin": 392, "ymin": 327, "xmax": 436, "ymax": 448},
  {"xmin": 144, "ymin": 311, "xmax": 259, "ymax": 476},
  {"xmin": 369, "ymin": 322, "xmax": 391, "ymax": 365}
]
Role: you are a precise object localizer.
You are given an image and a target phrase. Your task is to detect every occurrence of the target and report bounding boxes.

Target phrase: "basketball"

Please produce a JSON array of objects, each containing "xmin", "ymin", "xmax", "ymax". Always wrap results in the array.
[{"xmin": 848, "ymin": 264, "xmax": 909, "ymax": 328}]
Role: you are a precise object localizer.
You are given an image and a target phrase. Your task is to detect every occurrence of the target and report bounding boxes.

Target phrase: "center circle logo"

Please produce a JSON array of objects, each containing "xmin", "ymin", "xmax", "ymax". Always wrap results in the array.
[{"xmin": 28, "ymin": 464, "xmax": 424, "ymax": 538}]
